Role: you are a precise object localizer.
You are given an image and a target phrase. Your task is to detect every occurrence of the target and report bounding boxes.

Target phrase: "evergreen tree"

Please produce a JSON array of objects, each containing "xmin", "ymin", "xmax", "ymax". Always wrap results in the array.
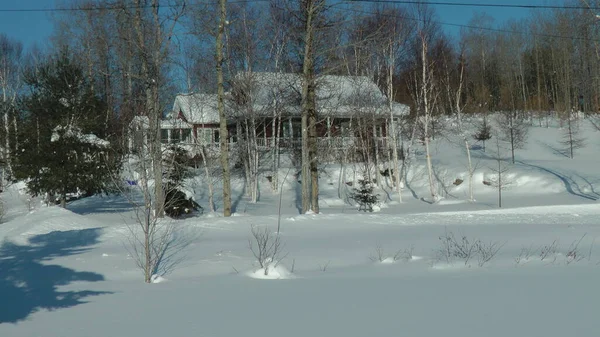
[
  {"xmin": 163, "ymin": 145, "xmax": 201, "ymax": 218},
  {"xmin": 473, "ymin": 116, "xmax": 492, "ymax": 152},
  {"xmin": 12, "ymin": 50, "xmax": 119, "ymax": 207},
  {"xmin": 350, "ymin": 179, "xmax": 379, "ymax": 212}
]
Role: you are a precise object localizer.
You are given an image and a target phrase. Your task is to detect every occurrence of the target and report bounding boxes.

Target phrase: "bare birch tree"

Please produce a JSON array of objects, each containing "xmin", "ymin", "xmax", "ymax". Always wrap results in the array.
[
  {"xmin": 0, "ymin": 34, "xmax": 23, "ymax": 181},
  {"xmin": 300, "ymin": 0, "xmax": 324, "ymax": 213},
  {"xmin": 216, "ymin": 0, "xmax": 232, "ymax": 216},
  {"xmin": 443, "ymin": 48, "xmax": 475, "ymax": 201},
  {"xmin": 488, "ymin": 132, "xmax": 511, "ymax": 208},
  {"xmin": 413, "ymin": 30, "xmax": 439, "ymax": 202}
]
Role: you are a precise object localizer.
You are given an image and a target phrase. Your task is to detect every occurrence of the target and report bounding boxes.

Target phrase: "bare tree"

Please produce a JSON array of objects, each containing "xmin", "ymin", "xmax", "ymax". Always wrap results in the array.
[
  {"xmin": 496, "ymin": 111, "xmax": 529, "ymax": 164},
  {"xmin": 123, "ymin": 119, "xmax": 194, "ymax": 283},
  {"xmin": 406, "ymin": 3, "xmax": 441, "ymax": 203},
  {"xmin": 418, "ymin": 31, "xmax": 438, "ymax": 202},
  {"xmin": 560, "ymin": 110, "xmax": 585, "ymax": 159},
  {"xmin": 0, "ymin": 34, "xmax": 23, "ymax": 181},
  {"xmin": 487, "ymin": 132, "xmax": 511, "ymax": 208},
  {"xmin": 130, "ymin": 0, "xmax": 186, "ymax": 218},
  {"xmin": 216, "ymin": 0, "xmax": 233, "ymax": 216},
  {"xmin": 442, "ymin": 46, "xmax": 475, "ymax": 201},
  {"xmin": 300, "ymin": 0, "xmax": 326, "ymax": 213}
]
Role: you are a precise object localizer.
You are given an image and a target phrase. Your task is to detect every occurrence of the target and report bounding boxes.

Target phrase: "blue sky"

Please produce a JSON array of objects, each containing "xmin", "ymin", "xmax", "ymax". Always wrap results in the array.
[{"xmin": 0, "ymin": 0, "xmax": 544, "ymax": 51}]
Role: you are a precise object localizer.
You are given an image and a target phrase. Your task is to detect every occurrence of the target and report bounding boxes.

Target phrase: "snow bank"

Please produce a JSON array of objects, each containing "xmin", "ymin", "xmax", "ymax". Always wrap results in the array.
[{"xmin": 246, "ymin": 265, "xmax": 294, "ymax": 280}]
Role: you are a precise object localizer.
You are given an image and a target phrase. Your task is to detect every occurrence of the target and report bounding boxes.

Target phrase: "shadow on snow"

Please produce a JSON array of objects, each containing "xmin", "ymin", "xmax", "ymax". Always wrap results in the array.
[{"xmin": 0, "ymin": 228, "xmax": 111, "ymax": 324}]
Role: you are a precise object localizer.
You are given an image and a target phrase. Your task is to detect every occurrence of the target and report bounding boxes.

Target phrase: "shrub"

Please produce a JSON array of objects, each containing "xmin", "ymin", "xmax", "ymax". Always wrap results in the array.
[{"xmin": 350, "ymin": 179, "xmax": 379, "ymax": 212}]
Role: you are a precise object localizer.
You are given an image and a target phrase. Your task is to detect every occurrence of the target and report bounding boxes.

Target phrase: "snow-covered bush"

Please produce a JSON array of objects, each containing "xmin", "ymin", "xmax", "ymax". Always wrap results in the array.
[
  {"xmin": 163, "ymin": 145, "xmax": 202, "ymax": 218},
  {"xmin": 164, "ymin": 189, "xmax": 202, "ymax": 218},
  {"xmin": 350, "ymin": 179, "xmax": 379, "ymax": 212}
]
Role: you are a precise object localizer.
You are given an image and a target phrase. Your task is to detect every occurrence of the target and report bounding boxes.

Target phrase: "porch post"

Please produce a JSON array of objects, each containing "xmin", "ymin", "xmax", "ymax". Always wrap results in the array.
[
  {"xmin": 263, "ymin": 122, "xmax": 267, "ymax": 147},
  {"xmin": 289, "ymin": 117, "xmax": 293, "ymax": 147},
  {"xmin": 326, "ymin": 116, "xmax": 332, "ymax": 149}
]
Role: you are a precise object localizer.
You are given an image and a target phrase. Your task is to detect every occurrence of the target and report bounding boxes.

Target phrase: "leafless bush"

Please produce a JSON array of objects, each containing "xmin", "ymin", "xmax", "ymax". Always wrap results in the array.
[
  {"xmin": 516, "ymin": 236, "xmax": 593, "ymax": 266},
  {"xmin": 476, "ymin": 240, "xmax": 505, "ymax": 267},
  {"xmin": 515, "ymin": 245, "xmax": 537, "ymax": 265},
  {"xmin": 400, "ymin": 245, "xmax": 415, "ymax": 262},
  {"xmin": 539, "ymin": 240, "xmax": 559, "ymax": 262},
  {"xmin": 369, "ymin": 243, "xmax": 386, "ymax": 262},
  {"xmin": 319, "ymin": 260, "xmax": 331, "ymax": 272},
  {"xmin": 248, "ymin": 225, "xmax": 287, "ymax": 276},
  {"xmin": 566, "ymin": 234, "xmax": 586, "ymax": 264},
  {"xmin": 370, "ymin": 243, "xmax": 413, "ymax": 263},
  {"xmin": 436, "ymin": 229, "xmax": 503, "ymax": 267},
  {"xmin": 436, "ymin": 230, "xmax": 478, "ymax": 265}
]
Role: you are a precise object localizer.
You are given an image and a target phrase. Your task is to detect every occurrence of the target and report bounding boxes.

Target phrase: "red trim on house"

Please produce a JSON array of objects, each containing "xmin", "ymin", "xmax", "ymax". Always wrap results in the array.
[{"xmin": 177, "ymin": 110, "xmax": 189, "ymax": 123}]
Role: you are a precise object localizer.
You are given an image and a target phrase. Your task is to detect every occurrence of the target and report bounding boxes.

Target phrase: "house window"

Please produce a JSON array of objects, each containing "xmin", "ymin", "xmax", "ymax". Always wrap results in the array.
[
  {"xmin": 181, "ymin": 129, "xmax": 191, "ymax": 143},
  {"xmin": 171, "ymin": 129, "xmax": 181, "ymax": 143},
  {"xmin": 197, "ymin": 128, "xmax": 215, "ymax": 144},
  {"xmin": 283, "ymin": 121, "xmax": 302, "ymax": 138},
  {"xmin": 161, "ymin": 129, "xmax": 169, "ymax": 143},
  {"xmin": 213, "ymin": 130, "xmax": 220, "ymax": 143}
]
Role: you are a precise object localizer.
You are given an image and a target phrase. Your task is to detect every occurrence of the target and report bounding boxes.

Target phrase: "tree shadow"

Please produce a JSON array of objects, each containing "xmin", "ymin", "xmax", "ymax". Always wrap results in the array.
[
  {"xmin": 231, "ymin": 180, "xmax": 247, "ymax": 214},
  {"xmin": 537, "ymin": 140, "xmax": 569, "ymax": 158},
  {"xmin": 0, "ymin": 228, "xmax": 111, "ymax": 324},
  {"xmin": 68, "ymin": 195, "xmax": 134, "ymax": 215},
  {"xmin": 518, "ymin": 161, "xmax": 598, "ymax": 201}
]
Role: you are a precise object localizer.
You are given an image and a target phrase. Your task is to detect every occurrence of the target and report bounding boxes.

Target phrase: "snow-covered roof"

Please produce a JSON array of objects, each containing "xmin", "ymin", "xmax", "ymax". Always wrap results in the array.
[
  {"xmin": 170, "ymin": 93, "xmax": 221, "ymax": 124},
  {"xmin": 232, "ymin": 72, "xmax": 409, "ymax": 118},
  {"xmin": 168, "ymin": 73, "xmax": 409, "ymax": 125}
]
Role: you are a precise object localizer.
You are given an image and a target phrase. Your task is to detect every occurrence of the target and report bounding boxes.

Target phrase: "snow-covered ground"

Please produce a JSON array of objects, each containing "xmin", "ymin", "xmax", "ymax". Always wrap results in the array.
[{"xmin": 1, "ymin": 118, "xmax": 600, "ymax": 336}]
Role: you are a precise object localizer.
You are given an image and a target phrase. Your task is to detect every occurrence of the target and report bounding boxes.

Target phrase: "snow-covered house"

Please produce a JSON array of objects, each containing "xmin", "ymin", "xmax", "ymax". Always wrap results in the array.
[
  {"xmin": 229, "ymin": 72, "xmax": 409, "ymax": 149},
  {"xmin": 129, "ymin": 72, "xmax": 409, "ymax": 154},
  {"xmin": 163, "ymin": 93, "xmax": 229, "ymax": 146},
  {"xmin": 128, "ymin": 94, "xmax": 229, "ymax": 155}
]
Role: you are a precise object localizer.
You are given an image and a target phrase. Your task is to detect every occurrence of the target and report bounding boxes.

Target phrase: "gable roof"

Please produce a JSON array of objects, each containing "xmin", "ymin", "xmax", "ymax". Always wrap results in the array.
[
  {"xmin": 233, "ymin": 72, "xmax": 409, "ymax": 118},
  {"xmin": 170, "ymin": 93, "xmax": 221, "ymax": 124}
]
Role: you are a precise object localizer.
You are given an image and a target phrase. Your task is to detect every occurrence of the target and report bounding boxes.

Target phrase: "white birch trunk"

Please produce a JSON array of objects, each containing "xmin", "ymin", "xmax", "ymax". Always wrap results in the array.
[
  {"xmin": 421, "ymin": 35, "xmax": 437, "ymax": 202},
  {"xmin": 387, "ymin": 52, "xmax": 402, "ymax": 202}
]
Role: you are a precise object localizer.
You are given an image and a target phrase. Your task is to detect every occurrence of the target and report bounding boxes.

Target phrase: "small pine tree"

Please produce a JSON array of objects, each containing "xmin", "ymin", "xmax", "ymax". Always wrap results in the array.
[
  {"xmin": 350, "ymin": 179, "xmax": 379, "ymax": 212},
  {"xmin": 473, "ymin": 116, "xmax": 492, "ymax": 152},
  {"xmin": 163, "ymin": 145, "xmax": 202, "ymax": 218}
]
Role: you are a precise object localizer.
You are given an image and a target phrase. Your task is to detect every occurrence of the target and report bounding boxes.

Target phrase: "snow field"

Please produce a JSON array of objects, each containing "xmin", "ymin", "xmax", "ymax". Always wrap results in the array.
[{"xmin": 1, "ymin": 119, "xmax": 600, "ymax": 336}]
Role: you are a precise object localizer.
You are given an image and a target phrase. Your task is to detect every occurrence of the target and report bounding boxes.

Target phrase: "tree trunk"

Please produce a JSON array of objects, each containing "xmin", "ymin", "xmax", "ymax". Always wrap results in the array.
[
  {"xmin": 373, "ymin": 123, "xmax": 381, "ymax": 188},
  {"xmin": 387, "ymin": 43, "xmax": 402, "ymax": 203},
  {"xmin": 498, "ymin": 159, "xmax": 502, "ymax": 208},
  {"xmin": 309, "ymin": 107, "xmax": 319, "ymax": 213},
  {"xmin": 199, "ymin": 145, "xmax": 216, "ymax": 213},
  {"xmin": 421, "ymin": 34, "xmax": 437, "ymax": 202},
  {"xmin": 301, "ymin": 0, "xmax": 316, "ymax": 214},
  {"xmin": 217, "ymin": 0, "xmax": 232, "ymax": 216}
]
